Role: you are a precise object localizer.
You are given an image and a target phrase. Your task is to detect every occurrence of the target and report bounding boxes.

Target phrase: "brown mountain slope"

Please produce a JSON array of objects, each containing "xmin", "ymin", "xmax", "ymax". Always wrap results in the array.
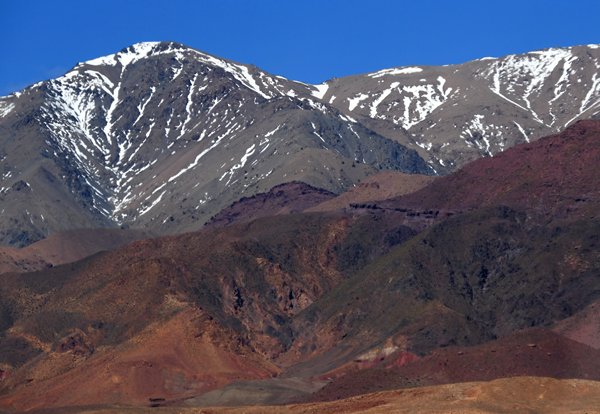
[
  {"xmin": 0, "ymin": 307, "xmax": 277, "ymax": 412},
  {"xmin": 310, "ymin": 328, "xmax": 600, "ymax": 402},
  {"xmin": 205, "ymin": 182, "xmax": 336, "ymax": 228},
  {"xmin": 284, "ymin": 207, "xmax": 600, "ymax": 381},
  {"xmin": 0, "ymin": 228, "xmax": 150, "ymax": 274},
  {"xmin": 380, "ymin": 119, "xmax": 600, "ymax": 218},
  {"xmin": 271, "ymin": 122, "xmax": 600, "ymax": 391},
  {"xmin": 553, "ymin": 299, "xmax": 600, "ymax": 350},
  {"xmin": 2, "ymin": 123, "xmax": 600, "ymax": 411},
  {"xmin": 307, "ymin": 172, "xmax": 435, "ymax": 213},
  {"xmin": 0, "ymin": 211, "xmax": 417, "ymax": 411},
  {"xmin": 198, "ymin": 377, "xmax": 600, "ymax": 414}
]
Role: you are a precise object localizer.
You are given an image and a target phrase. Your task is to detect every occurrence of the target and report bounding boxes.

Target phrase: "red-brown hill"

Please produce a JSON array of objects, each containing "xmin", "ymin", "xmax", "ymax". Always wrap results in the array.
[
  {"xmin": 205, "ymin": 182, "xmax": 336, "ymax": 228},
  {"xmin": 0, "ymin": 210, "xmax": 417, "ymax": 411},
  {"xmin": 307, "ymin": 172, "xmax": 435, "ymax": 213},
  {"xmin": 310, "ymin": 328, "xmax": 600, "ymax": 402},
  {"xmin": 380, "ymin": 119, "xmax": 600, "ymax": 219},
  {"xmin": 0, "ymin": 228, "xmax": 150, "ymax": 274},
  {"xmin": 2, "ymin": 122, "xmax": 600, "ymax": 411}
]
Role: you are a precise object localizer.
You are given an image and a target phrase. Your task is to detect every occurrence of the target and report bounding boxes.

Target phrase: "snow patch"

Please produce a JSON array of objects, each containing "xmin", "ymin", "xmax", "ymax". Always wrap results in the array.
[
  {"xmin": 370, "ymin": 82, "xmax": 400, "ymax": 118},
  {"xmin": 220, "ymin": 144, "xmax": 257, "ymax": 185},
  {"xmin": 347, "ymin": 93, "xmax": 369, "ymax": 111},
  {"xmin": 311, "ymin": 83, "xmax": 329, "ymax": 99},
  {"xmin": 368, "ymin": 67, "xmax": 422, "ymax": 78},
  {"xmin": 513, "ymin": 121, "xmax": 530, "ymax": 143},
  {"xmin": 265, "ymin": 124, "xmax": 282, "ymax": 137},
  {"xmin": 0, "ymin": 101, "xmax": 15, "ymax": 118}
]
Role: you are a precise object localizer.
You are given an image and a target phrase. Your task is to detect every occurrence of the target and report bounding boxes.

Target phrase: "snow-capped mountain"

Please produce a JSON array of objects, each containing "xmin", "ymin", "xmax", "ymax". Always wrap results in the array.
[
  {"xmin": 321, "ymin": 44, "xmax": 600, "ymax": 172},
  {"xmin": 1, "ymin": 41, "xmax": 599, "ymax": 246},
  {"xmin": 0, "ymin": 42, "xmax": 428, "ymax": 246}
]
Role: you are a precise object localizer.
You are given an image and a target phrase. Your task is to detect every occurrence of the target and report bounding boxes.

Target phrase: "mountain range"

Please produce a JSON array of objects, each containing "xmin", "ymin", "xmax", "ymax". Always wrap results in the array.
[
  {"xmin": 0, "ymin": 42, "xmax": 599, "ymax": 246},
  {"xmin": 0, "ymin": 41, "xmax": 600, "ymax": 413},
  {"xmin": 0, "ymin": 119, "xmax": 599, "ymax": 412}
]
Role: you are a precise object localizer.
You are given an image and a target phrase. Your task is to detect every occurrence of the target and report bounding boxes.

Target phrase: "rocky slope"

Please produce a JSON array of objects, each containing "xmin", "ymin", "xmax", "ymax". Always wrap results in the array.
[
  {"xmin": 283, "ymin": 121, "xmax": 600, "ymax": 379},
  {"xmin": 1, "ymin": 122, "xmax": 600, "ymax": 411},
  {"xmin": 205, "ymin": 182, "xmax": 336, "ymax": 228},
  {"xmin": 0, "ymin": 42, "xmax": 428, "ymax": 247},
  {"xmin": 323, "ymin": 44, "xmax": 600, "ymax": 172},
  {"xmin": 0, "ymin": 210, "xmax": 418, "ymax": 411},
  {"xmin": 310, "ymin": 328, "xmax": 600, "ymax": 401},
  {"xmin": 307, "ymin": 171, "xmax": 436, "ymax": 213},
  {"xmin": 378, "ymin": 119, "xmax": 600, "ymax": 217},
  {"xmin": 0, "ymin": 228, "xmax": 149, "ymax": 274},
  {"xmin": 2, "ymin": 42, "xmax": 599, "ymax": 247}
]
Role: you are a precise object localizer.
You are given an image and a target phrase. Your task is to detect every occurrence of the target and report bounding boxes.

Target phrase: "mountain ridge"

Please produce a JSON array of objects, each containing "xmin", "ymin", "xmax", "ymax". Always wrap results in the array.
[
  {"xmin": 1, "ymin": 42, "xmax": 599, "ymax": 246},
  {"xmin": 0, "ymin": 41, "xmax": 429, "ymax": 246}
]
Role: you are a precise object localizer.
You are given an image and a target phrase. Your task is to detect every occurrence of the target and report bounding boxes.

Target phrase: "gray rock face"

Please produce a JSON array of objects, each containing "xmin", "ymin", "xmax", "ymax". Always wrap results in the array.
[
  {"xmin": 0, "ymin": 42, "xmax": 429, "ymax": 246},
  {"xmin": 1, "ymin": 41, "xmax": 599, "ymax": 246},
  {"xmin": 321, "ymin": 44, "xmax": 600, "ymax": 173}
]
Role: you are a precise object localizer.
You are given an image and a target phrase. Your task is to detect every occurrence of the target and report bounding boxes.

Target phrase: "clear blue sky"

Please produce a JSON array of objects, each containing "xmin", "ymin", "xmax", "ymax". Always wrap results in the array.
[{"xmin": 1, "ymin": 0, "xmax": 599, "ymax": 95}]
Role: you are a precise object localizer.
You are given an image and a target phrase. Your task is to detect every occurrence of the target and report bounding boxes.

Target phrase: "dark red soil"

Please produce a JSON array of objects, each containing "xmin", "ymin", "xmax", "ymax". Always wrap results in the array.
[
  {"xmin": 310, "ymin": 328, "xmax": 600, "ymax": 402},
  {"xmin": 553, "ymin": 299, "xmax": 600, "ymax": 349},
  {"xmin": 205, "ymin": 181, "xmax": 336, "ymax": 228},
  {"xmin": 382, "ymin": 119, "xmax": 600, "ymax": 219}
]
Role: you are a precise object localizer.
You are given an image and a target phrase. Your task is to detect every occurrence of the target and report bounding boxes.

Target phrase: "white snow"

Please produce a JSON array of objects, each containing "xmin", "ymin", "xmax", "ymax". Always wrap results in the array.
[
  {"xmin": 347, "ymin": 124, "xmax": 361, "ymax": 139},
  {"xmin": 346, "ymin": 93, "xmax": 369, "ymax": 111},
  {"xmin": 580, "ymin": 72, "xmax": 600, "ymax": 113},
  {"xmin": 489, "ymin": 62, "xmax": 535, "ymax": 115},
  {"xmin": 311, "ymin": 122, "xmax": 326, "ymax": 143},
  {"xmin": 82, "ymin": 42, "xmax": 161, "ymax": 68},
  {"xmin": 461, "ymin": 114, "xmax": 493, "ymax": 156},
  {"xmin": 311, "ymin": 83, "xmax": 329, "ymax": 99},
  {"xmin": 369, "ymin": 82, "xmax": 399, "ymax": 118},
  {"xmin": 565, "ymin": 72, "xmax": 600, "ymax": 127},
  {"xmin": 394, "ymin": 77, "xmax": 451, "ymax": 129},
  {"xmin": 84, "ymin": 54, "xmax": 118, "ymax": 66},
  {"xmin": 138, "ymin": 188, "xmax": 167, "ymax": 216},
  {"xmin": 0, "ymin": 101, "xmax": 15, "ymax": 118},
  {"xmin": 117, "ymin": 42, "xmax": 160, "ymax": 67},
  {"xmin": 368, "ymin": 67, "xmax": 422, "ymax": 78},
  {"xmin": 220, "ymin": 144, "xmax": 257, "ymax": 184},
  {"xmin": 513, "ymin": 121, "xmax": 530, "ymax": 143},
  {"xmin": 133, "ymin": 87, "xmax": 155, "ymax": 126},
  {"xmin": 265, "ymin": 124, "xmax": 282, "ymax": 137},
  {"xmin": 191, "ymin": 51, "xmax": 272, "ymax": 99},
  {"xmin": 486, "ymin": 48, "xmax": 574, "ymax": 126},
  {"xmin": 548, "ymin": 55, "xmax": 577, "ymax": 124},
  {"xmin": 177, "ymin": 74, "xmax": 198, "ymax": 140},
  {"xmin": 339, "ymin": 114, "xmax": 356, "ymax": 123},
  {"xmin": 416, "ymin": 141, "xmax": 433, "ymax": 151},
  {"xmin": 166, "ymin": 126, "xmax": 235, "ymax": 184}
]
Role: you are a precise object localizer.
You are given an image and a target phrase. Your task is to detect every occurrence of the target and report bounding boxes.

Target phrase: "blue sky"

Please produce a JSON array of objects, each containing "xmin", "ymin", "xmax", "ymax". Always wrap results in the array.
[{"xmin": 1, "ymin": 0, "xmax": 599, "ymax": 95}]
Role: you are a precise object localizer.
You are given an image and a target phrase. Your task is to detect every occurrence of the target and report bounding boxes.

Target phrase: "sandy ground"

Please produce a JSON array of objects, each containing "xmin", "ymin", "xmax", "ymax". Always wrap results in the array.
[{"xmin": 24, "ymin": 377, "xmax": 600, "ymax": 414}]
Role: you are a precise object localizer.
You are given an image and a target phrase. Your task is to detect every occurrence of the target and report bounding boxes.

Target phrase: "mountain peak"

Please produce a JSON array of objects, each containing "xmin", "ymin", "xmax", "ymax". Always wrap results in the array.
[{"xmin": 78, "ymin": 41, "xmax": 187, "ymax": 68}]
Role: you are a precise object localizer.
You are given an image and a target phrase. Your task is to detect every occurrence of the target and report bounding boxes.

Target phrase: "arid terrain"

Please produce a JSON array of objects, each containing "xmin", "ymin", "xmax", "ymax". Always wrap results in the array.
[
  {"xmin": 16, "ymin": 377, "xmax": 600, "ymax": 414},
  {"xmin": 1, "ymin": 37, "xmax": 600, "ymax": 412},
  {"xmin": 0, "ymin": 121, "xmax": 599, "ymax": 413}
]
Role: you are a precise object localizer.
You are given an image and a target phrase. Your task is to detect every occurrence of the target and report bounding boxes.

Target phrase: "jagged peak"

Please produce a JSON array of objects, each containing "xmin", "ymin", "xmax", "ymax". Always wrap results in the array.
[
  {"xmin": 78, "ymin": 41, "xmax": 181, "ymax": 67},
  {"xmin": 75, "ymin": 41, "xmax": 243, "ymax": 71}
]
